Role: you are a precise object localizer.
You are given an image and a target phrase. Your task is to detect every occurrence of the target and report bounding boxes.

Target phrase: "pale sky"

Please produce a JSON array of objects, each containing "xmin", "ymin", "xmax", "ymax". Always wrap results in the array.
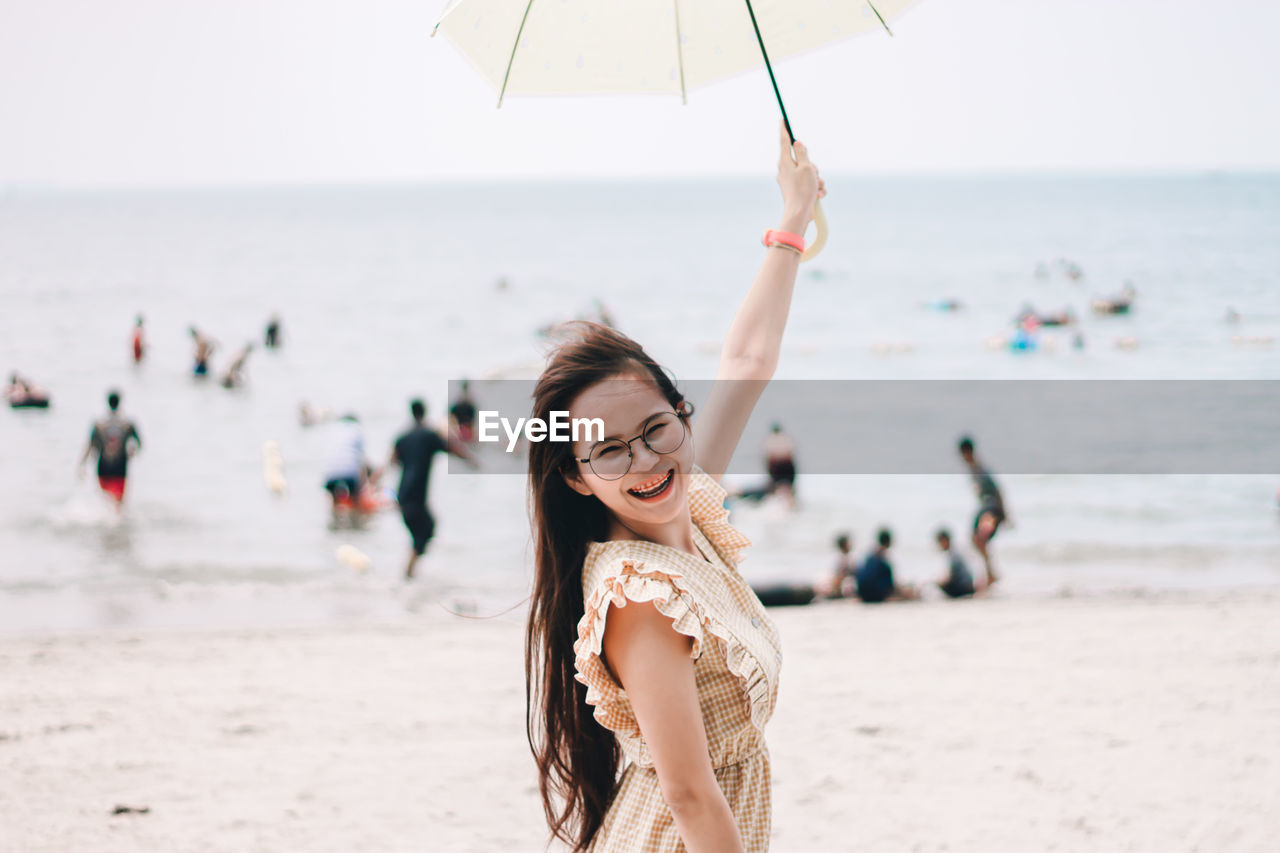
[{"xmin": 1, "ymin": 0, "xmax": 1278, "ymax": 188}]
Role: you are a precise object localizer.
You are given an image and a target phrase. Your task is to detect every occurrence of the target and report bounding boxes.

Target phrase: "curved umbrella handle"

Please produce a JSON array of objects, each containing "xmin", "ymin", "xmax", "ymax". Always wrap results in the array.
[{"xmin": 801, "ymin": 199, "xmax": 828, "ymax": 263}]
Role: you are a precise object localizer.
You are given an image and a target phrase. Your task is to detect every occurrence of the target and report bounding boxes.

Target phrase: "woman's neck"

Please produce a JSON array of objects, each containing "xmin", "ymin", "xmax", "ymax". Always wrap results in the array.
[{"xmin": 607, "ymin": 514, "xmax": 699, "ymax": 558}]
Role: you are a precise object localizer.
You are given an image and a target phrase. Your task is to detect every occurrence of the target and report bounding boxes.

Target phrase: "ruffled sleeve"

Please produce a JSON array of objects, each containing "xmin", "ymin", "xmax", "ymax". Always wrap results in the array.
[
  {"xmin": 573, "ymin": 554, "xmax": 705, "ymax": 739},
  {"xmin": 687, "ymin": 466, "xmax": 753, "ymax": 567}
]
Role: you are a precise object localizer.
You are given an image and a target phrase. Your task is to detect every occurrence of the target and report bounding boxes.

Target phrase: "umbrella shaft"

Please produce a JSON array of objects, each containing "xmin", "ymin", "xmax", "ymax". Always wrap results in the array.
[{"xmin": 743, "ymin": 0, "xmax": 794, "ymax": 144}]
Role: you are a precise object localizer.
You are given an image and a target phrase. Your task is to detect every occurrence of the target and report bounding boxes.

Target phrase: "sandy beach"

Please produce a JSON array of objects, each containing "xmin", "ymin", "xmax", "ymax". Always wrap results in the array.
[{"xmin": 3, "ymin": 591, "xmax": 1277, "ymax": 852}]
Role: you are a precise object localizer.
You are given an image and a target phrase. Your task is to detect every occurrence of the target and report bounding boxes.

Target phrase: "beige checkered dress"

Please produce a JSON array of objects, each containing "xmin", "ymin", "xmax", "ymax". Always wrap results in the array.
[{"xmin": 574, "ymin": 467, "xmax": 783, "ymax": 852}]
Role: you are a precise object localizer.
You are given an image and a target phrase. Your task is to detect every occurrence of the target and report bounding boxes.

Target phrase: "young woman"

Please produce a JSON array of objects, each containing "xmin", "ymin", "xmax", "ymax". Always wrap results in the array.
[{"xmin": 526, "ymin": 124, "xmax": 824, "ymax": 853}]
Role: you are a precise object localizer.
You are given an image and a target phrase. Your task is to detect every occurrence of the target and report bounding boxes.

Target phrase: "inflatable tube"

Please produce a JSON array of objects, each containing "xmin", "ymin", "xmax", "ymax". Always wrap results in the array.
[{"xmin": 9, "ymin": 397, "xmax": 50, "ymax": 409}]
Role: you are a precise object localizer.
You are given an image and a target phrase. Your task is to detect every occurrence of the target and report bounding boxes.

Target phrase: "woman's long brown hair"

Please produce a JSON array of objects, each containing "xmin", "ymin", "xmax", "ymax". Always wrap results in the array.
[{"xmin": 525, "ymin": 322, "xmax": 689, "ymax": 851}]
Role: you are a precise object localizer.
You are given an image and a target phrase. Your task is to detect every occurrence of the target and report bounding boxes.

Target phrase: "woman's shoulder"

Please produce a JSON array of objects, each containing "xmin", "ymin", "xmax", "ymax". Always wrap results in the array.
[
  {"xmin": 584, "ymin": 537, "xmax": 660, "ymax": 563},
  {"xmin": 582, "ymin": 538, "xmax": 680, "ymax": 594}
]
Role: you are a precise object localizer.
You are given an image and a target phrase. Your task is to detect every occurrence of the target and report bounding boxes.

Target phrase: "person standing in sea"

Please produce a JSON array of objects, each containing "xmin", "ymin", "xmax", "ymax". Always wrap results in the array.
[
  {"xmin": 525, "ymin": 123, "xmax": 823, "ymax": 852},
  {"xmin": 264, "ymin": 314, "xmax": 282, "ymax": 349},
  {"xmin": 958, "ymin": 435, "xmax": 1006, "ymax": 587},
  {"xmin": 448, "ymin": 380, "xmax": 478, "ymax": 443},
  {"xmin": 188, "ymin": 326, "xmax": 217, "ymax": 378},
  {"xmin": 78, "ymin": 389, "xmax": 142, "ymax": 509},
  {"xmin": 321, "ymin": 414, "xmax": 367, "ymax": 524},
  {"xmin": 131, "ymin": 315, "xmax": 146, "ymax": 364},
  {"xmin": 220, "ymin": 343, "xmax": 253, "ymax": 389},
  {"xmin": 762, "ymin": 422, "xmax": 797, "ymax": 510},
  {"xmin": 380, "ymin": 398, "xmax": 473, "ymax": 580}
]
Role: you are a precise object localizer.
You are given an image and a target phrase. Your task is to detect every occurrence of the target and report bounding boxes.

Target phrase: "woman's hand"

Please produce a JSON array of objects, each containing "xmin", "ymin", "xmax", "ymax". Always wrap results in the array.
[{"xmin": 775, "ymin": 121, "xmax": 826, "ymax": 232}]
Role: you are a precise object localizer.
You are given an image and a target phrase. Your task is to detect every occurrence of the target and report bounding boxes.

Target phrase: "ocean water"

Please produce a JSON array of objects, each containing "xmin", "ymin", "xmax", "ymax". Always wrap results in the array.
[{"xmin": 2, "ymin": 175, "xmax": 1279, "ymax": 635}]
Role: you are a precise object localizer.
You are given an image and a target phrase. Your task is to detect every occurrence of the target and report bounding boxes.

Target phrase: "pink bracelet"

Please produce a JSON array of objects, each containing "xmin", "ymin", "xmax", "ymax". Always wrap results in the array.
[{"xmin": 762, "ymin": 229, "xmax": 805, "ymax": 254}]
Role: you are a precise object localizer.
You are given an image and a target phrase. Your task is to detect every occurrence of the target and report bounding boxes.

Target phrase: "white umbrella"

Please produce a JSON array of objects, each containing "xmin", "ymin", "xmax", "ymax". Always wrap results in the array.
[{"xmin": 433, "ymin": 0, "xmax": 924, "ymax": 259}]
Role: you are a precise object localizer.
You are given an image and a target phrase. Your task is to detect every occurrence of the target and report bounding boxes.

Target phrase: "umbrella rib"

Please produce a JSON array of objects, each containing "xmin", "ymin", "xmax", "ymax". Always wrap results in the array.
[
  {"xmin": 498, "ymin": 0, "xmax": 537, "ymax": 108},
  {"xmin": 866, "ymin": 1, "xmax": 894, "ymax": 37},
  {"xmin": 673, "ymin": 0, "xmax": 687, "ymax": 105}
]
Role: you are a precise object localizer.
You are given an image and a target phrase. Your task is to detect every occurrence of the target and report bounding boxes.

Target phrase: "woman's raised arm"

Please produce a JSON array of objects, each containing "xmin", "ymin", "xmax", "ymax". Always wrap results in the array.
[{"xmin": 694, "ymin": 123, "xmax": 824, "ymax": 482}]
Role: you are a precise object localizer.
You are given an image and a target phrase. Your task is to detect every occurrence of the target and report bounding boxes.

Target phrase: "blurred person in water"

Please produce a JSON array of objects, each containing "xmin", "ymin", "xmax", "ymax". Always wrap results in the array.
[
  {"xmin": 220, "ymin": 344, "xmax": 253, "ymax": 389},
  {"xmin": 131, "ymin": 315, "xmax": 146, "ymax": 364},
  {"xmin": 78, "ymin": 389, "xmax": 141, "ymax": 509},
  {"xmin": 729, "ymin": 423, "xmax": 798, "ymax": 509},
  {"xmin": 762, "ymin": 422, "xmax": 797, "ymax": 510},
  {"xmin": 321, "ymin": 414, "xmax": 367, "ymax": 525},
  {"xmin": 5, "ymin": 373, "xmax": 50, "ymax": 409},
  {"xmin": 525, "ymin": 123, "xmax": 823, "ymax": 853},
  {"xmin": 448, "ymin": 380, "xmax": 479, "ymax": 443},
  {"xmin": 188, "ymin": 326, "xmax": 217, "ymax": 378},
  {"xmin": 264, "ymin": 314, "xmax": 282, "ymax": 349}
]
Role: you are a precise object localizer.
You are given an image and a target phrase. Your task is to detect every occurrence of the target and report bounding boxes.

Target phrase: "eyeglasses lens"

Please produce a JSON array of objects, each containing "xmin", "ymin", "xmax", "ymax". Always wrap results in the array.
[{"xmin": 588, "ymin": 412, "xmax": 685, "ymax": 480}]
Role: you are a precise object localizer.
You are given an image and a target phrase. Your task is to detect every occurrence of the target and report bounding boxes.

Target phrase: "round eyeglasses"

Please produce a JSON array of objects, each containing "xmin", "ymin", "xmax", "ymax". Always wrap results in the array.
[{"xmin": 576, "ymin": 410, "xmax": 688, "ymax": 481}]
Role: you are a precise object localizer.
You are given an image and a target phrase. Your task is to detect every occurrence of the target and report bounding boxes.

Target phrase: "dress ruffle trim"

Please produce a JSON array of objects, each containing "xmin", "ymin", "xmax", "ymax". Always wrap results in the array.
[
  {"xmin": 687, "ymin": 466, "xmax": 752, "ymax": 567},
  {"xmin": 574, "ymin": 554, "xmax": 771, "ymax": 742}
]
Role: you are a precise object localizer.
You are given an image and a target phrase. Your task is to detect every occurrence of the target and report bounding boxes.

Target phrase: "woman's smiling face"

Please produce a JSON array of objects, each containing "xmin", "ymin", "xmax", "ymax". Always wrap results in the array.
[{"xmin": 563, "ymin": 373, "xmax": 694, "ymax": 534}]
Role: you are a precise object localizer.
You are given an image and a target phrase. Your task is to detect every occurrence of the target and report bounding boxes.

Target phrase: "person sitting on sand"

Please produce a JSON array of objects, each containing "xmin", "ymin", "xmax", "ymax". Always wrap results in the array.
[
  {"xmin": 753, "ymin": 531, "xmax": 863, "ymax": 606},
  {"xmin": 5, "ymin": 373, "xmax": 51, "ymax": 409},
  {"xmin": 855, "ymin": 528, "xmax": 919, "ymax": 603},
  {"xmin": 935, "ymin": 528, "xmax": 977, "ymax": 599},
  {"xmin": 824, "ymin": 532, "xmax": 857, "ymax": 599}
]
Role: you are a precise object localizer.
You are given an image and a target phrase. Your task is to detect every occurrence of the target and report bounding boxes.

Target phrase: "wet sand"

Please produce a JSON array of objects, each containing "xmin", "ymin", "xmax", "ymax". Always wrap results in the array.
[{"xmin": 2, "ymin": 592, "xmax": 1277, "ymax": 851}]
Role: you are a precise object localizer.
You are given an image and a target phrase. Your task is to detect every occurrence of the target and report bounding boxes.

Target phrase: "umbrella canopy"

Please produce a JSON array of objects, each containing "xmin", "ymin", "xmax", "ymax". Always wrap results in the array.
[{"xmin": 433, "ymin": 0, "xmax": 921, "ymax": 105}]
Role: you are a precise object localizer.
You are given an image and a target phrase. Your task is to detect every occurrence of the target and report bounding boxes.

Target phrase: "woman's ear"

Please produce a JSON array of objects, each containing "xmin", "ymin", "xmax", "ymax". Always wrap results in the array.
[{"xmin": 563, "ymin": 464, "xmax": 593, "ymax": 496}]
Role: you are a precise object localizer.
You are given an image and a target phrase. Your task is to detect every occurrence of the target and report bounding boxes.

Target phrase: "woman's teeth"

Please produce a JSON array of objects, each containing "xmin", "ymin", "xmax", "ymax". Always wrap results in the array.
[{"xmin": 629, "ymin": 470, "xmax": 673, "ymax": 498}]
